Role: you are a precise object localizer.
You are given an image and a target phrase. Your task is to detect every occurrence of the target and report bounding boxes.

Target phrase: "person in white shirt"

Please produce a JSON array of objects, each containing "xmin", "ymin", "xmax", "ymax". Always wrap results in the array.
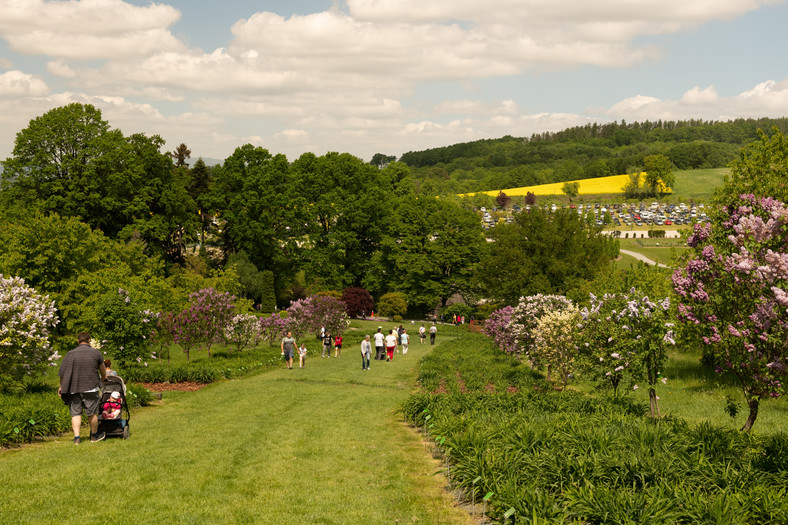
[
  {"xmin": 373, "ymin": 327, "xmax": 385, "ymax": 360},
  {"xmin": 384, "ymin": 330, "xmax": 398, "ymax": 361}
]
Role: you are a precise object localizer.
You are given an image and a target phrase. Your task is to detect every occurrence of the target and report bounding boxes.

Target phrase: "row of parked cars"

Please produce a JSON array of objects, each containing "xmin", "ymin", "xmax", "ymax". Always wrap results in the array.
[{"xmin": 479, "ymin": 202, "xmax": 709, "ymax": 228}]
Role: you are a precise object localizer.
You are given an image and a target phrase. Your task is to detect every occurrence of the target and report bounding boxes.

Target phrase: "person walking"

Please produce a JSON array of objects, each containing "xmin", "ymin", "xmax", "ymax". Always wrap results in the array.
[
  {"xmin": 385, "ymin": 329, "xmax": 398, "ymax": 361},
  {"xmin": 373, "ymin": 327, "xmax": 385, "ymax": 360},
  {"xmin": 281, "ymin": 331, "xmax": 296, "ymax": 369},
  {"xmin": 334, "ymin": 334, "xmax": 343, "ymax": 358},
  {"xmin": 401, "ymin": 329, "xmax": 410, "ymax": 355},
  {"xmin": 58, "ymin": 332, "xmax": 108, "ymax": 444},
  {"xmin": 361, "ymin": 335, "xmax": 372, "ymax": 370},
  {"xmin": 322, "ymin": 332, "xmax": 333, "ymax": 358},
  {"xmin": 419, "ymin": 324, "xmax": 426, "ymax": 344},
  {"xmin": 429, "ymin": 323, "xmax": 437, "ymax": 345}
]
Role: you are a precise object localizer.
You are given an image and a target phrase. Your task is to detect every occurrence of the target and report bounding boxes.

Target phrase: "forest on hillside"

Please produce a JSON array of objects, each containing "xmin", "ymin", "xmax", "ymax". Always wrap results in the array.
[{"xmin": 397, "ymin": 118, "xmax": 788, "ymax": 195}]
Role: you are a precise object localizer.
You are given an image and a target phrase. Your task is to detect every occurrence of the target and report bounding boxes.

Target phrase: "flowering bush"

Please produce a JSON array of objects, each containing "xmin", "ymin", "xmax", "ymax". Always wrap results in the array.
[
  {"xmin": 225, "ymin": 314, "xmax": 260, "ymax": 353},
  {"xmin": 187, "ymin": 288, "xmax": 237, "ymax": 357},
  {"xmin": 483, "ymin": 306, "xmax": 517, "ymax": 354},
  {"xmin": 258, "ymin": 314, "xmax": 289, "ymax": 346},
  {"xmin": 94, "ymin": 288, "xmax": 154, "ymax": 366},
  {"xmin": 0, "ymin": 275, "xmax": 59, "ymax": 386},
  {"xmin": 510, "ymin": 294, "xmax": 574, "ymax": 361},
  {"xmin": 673, "ymin": 194, "xmax": 788, "ymax": 431},
  {"xmin": 580, "ymin": 290, "xmax": 674, "ymax": 413},
  {"xmin": 531, "ymin": 306, "xmax": 582, "ymax": 390}
]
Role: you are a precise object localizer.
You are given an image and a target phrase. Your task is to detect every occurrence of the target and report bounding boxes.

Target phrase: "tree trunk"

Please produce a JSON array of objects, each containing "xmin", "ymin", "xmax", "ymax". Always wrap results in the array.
[
  {"xmin": 741, "ymin": 397, "xmax": 759, "ymax": 432},
  {"xmin": 648, "ymin": 387, "xmax": 660, "ymax": 418}
]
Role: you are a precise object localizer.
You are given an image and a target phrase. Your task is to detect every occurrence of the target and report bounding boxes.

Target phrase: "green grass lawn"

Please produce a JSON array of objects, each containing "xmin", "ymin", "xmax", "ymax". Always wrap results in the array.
[
  {"xmin": 618, "ymin": 238, "xmax": 690, "ymax": 266},
  {"xmin": 669, "ymin": 167, "xmax": 729, "ymax": 202},
  {"xmin": 0, "ymin": 333, "xmax": 470, "ymax": 524}
]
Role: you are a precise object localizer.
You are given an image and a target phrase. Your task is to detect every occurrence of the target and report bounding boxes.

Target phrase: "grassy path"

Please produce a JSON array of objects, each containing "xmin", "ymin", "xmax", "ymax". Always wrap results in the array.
[{"xmin": 0, "ymin": 337, "xmax": 470, "ymax": 524}]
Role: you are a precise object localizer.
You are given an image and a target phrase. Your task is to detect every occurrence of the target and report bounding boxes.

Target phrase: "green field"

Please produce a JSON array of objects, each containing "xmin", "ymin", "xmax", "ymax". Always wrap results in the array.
[{"xmin": 0, "ymin": 329, "xmax": 470, "ymax": 524}]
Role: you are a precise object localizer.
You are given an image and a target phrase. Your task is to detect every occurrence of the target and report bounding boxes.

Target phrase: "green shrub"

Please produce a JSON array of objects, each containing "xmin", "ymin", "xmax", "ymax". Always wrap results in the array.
[
  {"xmin": 392, "ymin": 315, "xmax": 402, "ymax": 322},
  {"xmin": 126, "ymin": 383, "xmax": 153, "ymax": 407}
]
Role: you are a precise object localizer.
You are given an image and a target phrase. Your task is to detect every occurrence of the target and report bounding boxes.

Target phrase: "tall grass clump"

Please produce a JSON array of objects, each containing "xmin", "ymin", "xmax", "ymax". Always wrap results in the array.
[{"xmin": 403, "ymin": 333, "xmax": 788, "ymax": 524}]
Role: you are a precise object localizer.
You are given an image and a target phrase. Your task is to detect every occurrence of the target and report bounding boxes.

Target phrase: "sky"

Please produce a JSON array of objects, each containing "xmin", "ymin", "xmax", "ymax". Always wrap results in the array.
[{"xmin": 1, "ymin": 0, "xmax": 788, "ymax": 164}]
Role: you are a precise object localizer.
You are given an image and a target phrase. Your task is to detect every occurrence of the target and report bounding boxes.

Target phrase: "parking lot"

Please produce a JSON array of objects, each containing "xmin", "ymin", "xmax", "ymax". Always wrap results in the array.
[{"xmin": 479, "ymin": 202, "xmax": 708, "ymax": 229}]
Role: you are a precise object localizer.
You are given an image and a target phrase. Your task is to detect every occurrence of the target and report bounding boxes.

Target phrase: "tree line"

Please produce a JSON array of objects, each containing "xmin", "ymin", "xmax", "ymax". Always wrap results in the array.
[
  {"xmin": 395, "ymin": 117, "xmax": 788, "ymax": 195},
  {"xmin": 0, "ymin": 103, "xmax": 618, "ymax": 351}
]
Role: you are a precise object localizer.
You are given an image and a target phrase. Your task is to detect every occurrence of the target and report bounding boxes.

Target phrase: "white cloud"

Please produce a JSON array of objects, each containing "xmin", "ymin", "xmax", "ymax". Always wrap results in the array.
[
  {"xmin": 0, "ymin": 0, "xmax": 184, "ymax": 59},
  {"xmin": 604, "ymin": 79, "xmax": 788, "ymax": 121},
  {"xmin": 0, "ymin": 70, "xmax": 48, "ymax": 96},
  {"xmin": 0, "ymin": 57, "xmax": 12, "ymax": 69},
  {"xmin": 681, "ymin": 85, "xmax": 718, "ymax": 104},
  {"xmin": 46, "ymin": 60, "xmax": 77, "ymax": 78}
]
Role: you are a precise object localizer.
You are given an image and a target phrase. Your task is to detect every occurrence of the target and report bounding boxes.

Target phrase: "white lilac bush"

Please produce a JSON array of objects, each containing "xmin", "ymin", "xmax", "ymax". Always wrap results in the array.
[{"xmin": 0, "ymin": 275, "xmax": 60, "ymax": 385}]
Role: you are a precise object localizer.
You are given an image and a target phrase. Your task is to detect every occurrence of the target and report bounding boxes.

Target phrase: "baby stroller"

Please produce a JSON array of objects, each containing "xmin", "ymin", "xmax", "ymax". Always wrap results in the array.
[{"xmin": 97, "ymin": 376, "xmax": 131, "ymax": 439}]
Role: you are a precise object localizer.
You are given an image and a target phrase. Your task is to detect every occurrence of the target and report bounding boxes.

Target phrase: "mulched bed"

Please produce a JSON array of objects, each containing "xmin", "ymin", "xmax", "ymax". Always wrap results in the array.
[{"xmin": 137, "ymin": 381, "xmax": 208, "ymax": 392}]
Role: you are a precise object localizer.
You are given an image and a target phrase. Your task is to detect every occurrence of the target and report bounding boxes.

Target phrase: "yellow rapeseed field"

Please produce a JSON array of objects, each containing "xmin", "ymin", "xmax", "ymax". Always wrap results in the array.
[{"xmin": 462, "ymin": 172, "xmax": 670, "ymax": 197}]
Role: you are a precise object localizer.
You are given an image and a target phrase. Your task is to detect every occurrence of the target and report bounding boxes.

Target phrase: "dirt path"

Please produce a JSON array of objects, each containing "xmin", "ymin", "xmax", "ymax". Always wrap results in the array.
[{"xmin": 619, "ymin": 249, "xmax": 669, "ymax": 268}]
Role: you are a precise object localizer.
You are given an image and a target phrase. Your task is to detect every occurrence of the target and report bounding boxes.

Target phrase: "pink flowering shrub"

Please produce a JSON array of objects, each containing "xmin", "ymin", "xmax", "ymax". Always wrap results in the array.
[
  {"xmin": 483, "ymin": 306, "xmax": 517, "ymax": 354},
  {"xmin": 0, "ymin": 275, "xmax": 60, "ymax": 386},
  {"xmin": 170, "ymin": 288, "xmax": 237, "ymax": 361},
  {"xmin": 673, "ymin": 194, "xmax": 788, "ymax": 431}
]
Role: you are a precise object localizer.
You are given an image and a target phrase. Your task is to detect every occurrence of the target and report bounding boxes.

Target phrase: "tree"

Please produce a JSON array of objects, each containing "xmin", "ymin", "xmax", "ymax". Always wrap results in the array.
[
  {"xmin": 714, "ymin": 127, "xmax": 788, "ymax": 207},
  {"xmin": 580, "ymin": 291, "xmax": 675, "ymax": 414},
  {"xmin": 0, "ymin": 275, "xmax": 59, "ymax": 387},
  {"xmin": 561, "ymin": 181, "xmax": 580, "ymax": 198},
  {"xmin": 341, "ymin": 287, "xmax": 374, "ymax": 317},
  {"xmin": 643, "ymin": 154, "xmax": 675, "ymax": 196},
  {"xmin": 496, "ymin": 191, "xmax": 511, "ymax": 209},
  {"xmin": 291, "ymin": 152, "xmax": 389, "ymax": 291},
  {"xmin": 673, "ymin": 195, "xmax": 788, "ymax": 431},
  {"xmin": 226, "ymin": 251, "xmax": 266, "ymax": 306},
  {"xmin": 370, "ymin": 195, "xmax": 485, "ymax": 312},
  {"xmin": 94, "ymin": 288, "xmax": 155, "ymax": 366},
  {"xmin": 378, "ymin": 292, "xmax": 407, "ymax": 318},
  {"xmin": 1, "ymin": 104, "xmax": 197, "ymax": 264},
  {"xmin": 259, "ymin": 270, "xmax": 276, "ymax": 313},
  {"xmin": 169, "ymin": 143, "xmax": 191, "ymax": 168},
  {"xmin": 370, "ymin": 153, "xmax": 396, "ymax": 169},
  {"xmin": 479, "ymin": 209, "xmax": 617, "ymax": 305},
  {"xmin": 524, "ymin": 192, "xmax": 537, "ymax": 205},
  {"xmin": 532, "ymin": 306, "xmax": 582, "ymax": 390},
  {"xmin": 189, "ymin": 158, "xmax": 215, "ymax": 252},
  {"xmin": 211, "ymin": 145, "xmax": 300, "ymax": 297},
  {"xmin": 224, "ymin": 314, "xmax": 260, "ymax": 354}
]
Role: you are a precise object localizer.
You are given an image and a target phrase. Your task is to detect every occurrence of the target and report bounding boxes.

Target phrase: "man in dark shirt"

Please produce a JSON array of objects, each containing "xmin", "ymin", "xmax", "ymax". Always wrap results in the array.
[{"xmin": 58, "ymin": 332, "xmax": 107, "ymax": 444}]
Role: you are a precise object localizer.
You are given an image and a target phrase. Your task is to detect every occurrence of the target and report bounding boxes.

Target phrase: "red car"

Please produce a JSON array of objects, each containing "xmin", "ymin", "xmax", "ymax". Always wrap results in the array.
[{"xmin": 665, "ymin": 220, "xmax": 672, "ymax": 225}]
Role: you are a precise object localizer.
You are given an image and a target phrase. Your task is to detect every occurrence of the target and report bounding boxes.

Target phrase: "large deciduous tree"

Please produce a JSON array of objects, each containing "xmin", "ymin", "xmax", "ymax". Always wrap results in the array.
[
  {"xmin": 479, "ymin": 208, "xmax": 618, "ymax": 305},
  {"xmin": 290, "ymin": 152, "xmax": 389, "ymax": 291},
  {"xmin": 370, "ymin": 195, "xmax": 484, "ymax": 313},
  {"xmin": 211, "ymin": 145, "xmax": 300, "ymax": 298},
  {"xmin": 1, "ymin": 103, "xmax": 197, "ymax": 263},
  {"xmin": 643, "ymin": 154, "xmax": 675, "ymax": 196}
]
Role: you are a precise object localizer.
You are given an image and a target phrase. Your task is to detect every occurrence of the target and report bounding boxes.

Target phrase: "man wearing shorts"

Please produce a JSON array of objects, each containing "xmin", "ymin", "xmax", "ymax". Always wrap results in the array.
[
  {"xmin": 281, "ymin": 331, "xmax": 296, "ymax": 369},
  {"xmin": 58, "ymin": 332, "xmax": 107, "ymax": 444}
]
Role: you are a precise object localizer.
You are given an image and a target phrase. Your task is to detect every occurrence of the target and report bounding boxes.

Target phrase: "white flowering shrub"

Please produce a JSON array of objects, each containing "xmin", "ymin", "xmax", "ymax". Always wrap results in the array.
[{"xmin": 0, "ymin": 275, "xmax": 60, "ymax": 386}]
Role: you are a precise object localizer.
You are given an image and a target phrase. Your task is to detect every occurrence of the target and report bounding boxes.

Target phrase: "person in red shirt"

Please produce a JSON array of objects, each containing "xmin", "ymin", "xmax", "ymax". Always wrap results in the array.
[{"xmin": 334, "ymin": 334, "xmax": 343, "ymax": 358}]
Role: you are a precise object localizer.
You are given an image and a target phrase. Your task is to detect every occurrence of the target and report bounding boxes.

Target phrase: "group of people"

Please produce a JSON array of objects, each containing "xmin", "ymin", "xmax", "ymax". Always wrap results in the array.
[{"xmin": 281, "ymin": 322, "xmax": 439, "ymax": 372}]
